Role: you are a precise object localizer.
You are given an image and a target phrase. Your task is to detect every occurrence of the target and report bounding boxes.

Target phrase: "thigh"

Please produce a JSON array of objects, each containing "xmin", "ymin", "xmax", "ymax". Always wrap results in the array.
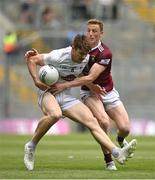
[
  {"xmin": 106, "ymin": 103, "xmax": 130, "ymax": 129},
  {"xmin": 102, "ymin": 88, "xmax": 122, "ymax": 111},
  {"xmin": 84, "ymin": 95, "xmax": 109, "ymax": 121},
  {"xmin": 42, "ymin": 92, "xmax": 62, "ymax": 115},
  {"xmin": 59, "ymin": 92, "xmax": 81, "ymax": 111},
  {"xmin": 63, "ymin": 102, "xmax": 99, "ymax": 129}
]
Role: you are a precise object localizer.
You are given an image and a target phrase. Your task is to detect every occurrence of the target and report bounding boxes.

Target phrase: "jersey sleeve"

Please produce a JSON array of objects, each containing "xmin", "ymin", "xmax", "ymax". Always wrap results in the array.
[
  {"xmin": 97, "ymin": 50, "xmax": 112, "ymax": 67},
  {"xmin": 43, "ymin": 49, "xmax": 60, "ymax": 65}
]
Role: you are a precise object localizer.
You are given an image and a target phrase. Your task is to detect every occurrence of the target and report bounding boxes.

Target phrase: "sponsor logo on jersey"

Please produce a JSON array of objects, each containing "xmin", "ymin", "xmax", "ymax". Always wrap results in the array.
[{"xmin": 99, "ymin": 59, "xmax": 110, "ymax": 65}]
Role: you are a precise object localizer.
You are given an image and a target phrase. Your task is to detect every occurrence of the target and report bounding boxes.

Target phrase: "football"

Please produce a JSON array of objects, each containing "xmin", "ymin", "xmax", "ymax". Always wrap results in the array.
[{"xmin": 39, "ymin": 65, "xmax": 59, "ymax": 85}]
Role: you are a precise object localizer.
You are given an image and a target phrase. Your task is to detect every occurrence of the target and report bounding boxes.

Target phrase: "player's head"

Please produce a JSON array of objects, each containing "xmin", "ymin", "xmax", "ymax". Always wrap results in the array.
[
  {"xmin": 71, "ymin": 34, "xmax": 91, "ymax": 63},
  {"xmin": 86, "ymin": 19, "xmax": 104, "ymax": 48}
]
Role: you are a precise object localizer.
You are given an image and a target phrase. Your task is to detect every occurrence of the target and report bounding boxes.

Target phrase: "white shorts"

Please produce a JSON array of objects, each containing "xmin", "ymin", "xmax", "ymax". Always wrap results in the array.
[
  {"xmin": 80, "ymin": 88, "xmax": 122, "ymax": 111},
  {"xmin": 38, "ymin": 89, "xmax": 81, "ymax": 111}
]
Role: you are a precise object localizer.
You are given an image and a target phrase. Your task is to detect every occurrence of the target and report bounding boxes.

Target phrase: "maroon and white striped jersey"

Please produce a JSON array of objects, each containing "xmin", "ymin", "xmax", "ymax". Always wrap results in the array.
[{"xmin": 81, "ymin": 41, "xmax": 113, "ymax": 92}]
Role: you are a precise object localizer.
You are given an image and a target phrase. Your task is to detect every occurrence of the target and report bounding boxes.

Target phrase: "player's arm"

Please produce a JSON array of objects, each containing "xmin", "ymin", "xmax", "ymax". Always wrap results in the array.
[
  {"xmin": 25, "ymin": 50, "xmax": 49, "ymax": 90},
  {"xmin": 84, "ymin": 83, "xmax": 106, "ymax": 96},
  {"xmin": 51, "ymin": 63, "xmax": 106, "ymax": 94},
  {"xmin": 63, "ymin": 63, "xmax": 105, "ymax": 87},
  {"xmin": 77, "ymin": 66, "xmax": 107, "ymax": 95}
]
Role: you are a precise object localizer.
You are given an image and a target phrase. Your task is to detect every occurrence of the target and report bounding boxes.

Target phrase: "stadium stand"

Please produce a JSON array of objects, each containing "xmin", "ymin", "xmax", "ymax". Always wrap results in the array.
[
  {"xmin": 0, "ymin": 0, "xmax": 155, "ymax": 134},
  {"xmin": 124, "ymin": 0, "xmax": 155, "ymax": 24}
]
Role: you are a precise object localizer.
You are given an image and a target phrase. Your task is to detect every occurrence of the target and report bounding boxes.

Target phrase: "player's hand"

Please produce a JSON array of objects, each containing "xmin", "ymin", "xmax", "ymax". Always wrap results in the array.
[
  {"xmin": 25, "ymin": 48, "xmax": 39, "ymax": 59},
  {"xmin": 34, "ymin": 79, "xmax": 50, "ymax": 91},
  {"xmin": 89, "ymin": 84, "xmax": 107, "ymax": 96},
  {"xmin": 48, "ymin": 83, "xmax": 67, "ymax": 95},
  {"xmin": 89, "ymin": 84, "xmax": 107, "ymax": 100}
]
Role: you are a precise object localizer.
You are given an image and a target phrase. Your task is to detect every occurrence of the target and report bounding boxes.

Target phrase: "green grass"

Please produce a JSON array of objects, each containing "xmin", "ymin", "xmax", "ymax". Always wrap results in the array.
[{"xmin": 0, "ymin": 133, "xmax": 155, "ymax": 179}]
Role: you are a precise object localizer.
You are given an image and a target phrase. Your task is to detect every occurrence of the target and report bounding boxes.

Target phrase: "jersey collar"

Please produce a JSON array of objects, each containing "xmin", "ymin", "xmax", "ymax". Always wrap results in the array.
[{"xmin": 91, "ymin": 41, "xmax": 101, "ymax": 51}]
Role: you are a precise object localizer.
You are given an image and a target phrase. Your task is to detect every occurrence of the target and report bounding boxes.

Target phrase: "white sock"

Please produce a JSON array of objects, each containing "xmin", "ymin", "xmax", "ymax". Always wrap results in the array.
[
  {"xmin": 111, "ymin": 147, "xmax": 120, "ymax": 158},
  {"xmin": 27, "ymin": 141, "xmax": 36, "ymax": 149}
]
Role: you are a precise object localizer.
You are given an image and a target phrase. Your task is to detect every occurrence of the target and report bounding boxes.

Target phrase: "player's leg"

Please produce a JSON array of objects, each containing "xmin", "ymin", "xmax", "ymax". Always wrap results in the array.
[
  {"xmin": 24, "ymin": 92, "xmax": 62, "ymax": 170},
  {"xmin": 106, "ymin": 104, "xmax": 132, "ymax": 157},
  {"xmin": 107, "ymin": 104, "xmax": 130, "ymax": 144},
  {"xmin": 104, "ymin": 88, "xmax": 131, "ymax": 153},
  {"xmin": 83, "ymin": 95, "xmax": 117, "ymax": 170},
  {"xmin": 63, "ymin": 101, "xmax": 137, "ymax": 164},
  {"xmin": 63, "ymin": 102, "xmax": 115, "ymax": 151},
  {"xmin": 32, "ymin": 92, "xmax": 62, "ymax": 144}
]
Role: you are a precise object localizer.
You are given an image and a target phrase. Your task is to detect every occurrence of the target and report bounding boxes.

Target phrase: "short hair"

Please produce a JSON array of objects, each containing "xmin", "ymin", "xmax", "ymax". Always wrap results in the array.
[
  {"xmin": 87, "ymin": 19, "xmax": 104, "ymax": 32},
  {"xmin": 72, "ymin": 34, "xmax": 91, "ymax": 54}
]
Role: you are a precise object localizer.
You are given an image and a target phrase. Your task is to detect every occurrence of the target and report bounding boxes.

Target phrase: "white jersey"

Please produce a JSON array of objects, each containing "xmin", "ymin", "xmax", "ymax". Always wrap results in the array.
[
  {"xmin": 43, "ymin": 46, "xmax": 90, "ymax": 82},
  {"xmin": 38, "ymin": 46, "xmax": 90, "ymax": 111}
]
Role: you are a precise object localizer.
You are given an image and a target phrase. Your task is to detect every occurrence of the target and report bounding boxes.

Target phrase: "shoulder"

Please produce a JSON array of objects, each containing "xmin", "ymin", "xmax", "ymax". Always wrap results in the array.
[
  {"xmin": 50, "ymin": 46, "xmax": 71, "ymax": 56},
  {"xmin": 90, "ymin": 42, "xmax": 112, "ymax": 55},
  {"xmin": 57, "ymin": 46, "xmax": 71, "ymax": 54},
  {"xmin": 99, "ymin": 43, "xmax": 112, "ymax": 58},
  {"xmin": 89, "ymin": 43, "xmax": 112, "ymax": 66},
  {"xmin": 100, "ymin": 42, "xmax": 111, "ymax": 52},
  {"xmin": 56, "ymin": 46, "xmax": 72, "ymax": 59},
  {"xmin": 44, "ymin": 46, "xmax": 71, "ymax": 62}
]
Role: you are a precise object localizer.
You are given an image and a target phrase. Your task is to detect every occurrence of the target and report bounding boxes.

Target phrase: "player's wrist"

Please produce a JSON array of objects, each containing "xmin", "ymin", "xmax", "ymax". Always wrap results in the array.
[
  {"xmin": 33, "ymin": 76, "xmax": 40, "ymax": 83},
  {"xmin": 65, "ymin": 83, "xmax": 70, "ymax": 89}
]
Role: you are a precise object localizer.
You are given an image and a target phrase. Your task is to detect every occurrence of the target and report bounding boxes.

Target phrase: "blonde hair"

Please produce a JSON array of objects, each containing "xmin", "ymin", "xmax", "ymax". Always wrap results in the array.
[{"xmin": 87, "ymin": 19, "xmax": 104, "ymax": 32}]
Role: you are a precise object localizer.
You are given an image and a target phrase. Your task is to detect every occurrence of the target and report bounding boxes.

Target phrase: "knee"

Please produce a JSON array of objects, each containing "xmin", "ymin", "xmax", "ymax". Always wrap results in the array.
[
  {"xmin": 47, "ymin": 111, "xmax": 62, "ymax": 124},
  {"xmin": 119, "ymin": 124, "xmax": 130, "ymax": 135}
]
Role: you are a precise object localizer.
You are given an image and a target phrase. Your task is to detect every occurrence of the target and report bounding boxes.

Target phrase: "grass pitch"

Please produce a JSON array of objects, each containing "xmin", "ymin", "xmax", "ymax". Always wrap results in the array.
[{"xmin": 0, "ymin": 133, "xmax": 155, "ymax": 179}]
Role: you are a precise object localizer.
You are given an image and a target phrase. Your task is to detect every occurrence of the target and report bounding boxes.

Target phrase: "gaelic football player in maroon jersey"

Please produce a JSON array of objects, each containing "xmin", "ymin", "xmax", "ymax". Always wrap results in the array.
[
  {"xmin": 81, "ymin": 19, "xmax": 132, "ymax": 170},
  {"xmin": 51, "ymin": 19, "xmax": 136, "ymax": 170}
]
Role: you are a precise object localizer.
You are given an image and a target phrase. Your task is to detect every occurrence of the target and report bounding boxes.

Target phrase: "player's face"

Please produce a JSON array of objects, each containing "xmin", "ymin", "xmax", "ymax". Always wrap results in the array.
[
  {"xmin": 71, "ymin": 48, "xmax": 88, "ymax": 63},
  {"xmin": 86, "ymin": 24, "xmax": 103, "ymax": 48}
]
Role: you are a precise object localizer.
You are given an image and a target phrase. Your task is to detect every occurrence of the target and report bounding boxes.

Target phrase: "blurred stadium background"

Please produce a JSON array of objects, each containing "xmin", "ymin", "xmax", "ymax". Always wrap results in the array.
[{"xmin": 0, "ymin": 0, "xmax": 155, "ymax": 135}]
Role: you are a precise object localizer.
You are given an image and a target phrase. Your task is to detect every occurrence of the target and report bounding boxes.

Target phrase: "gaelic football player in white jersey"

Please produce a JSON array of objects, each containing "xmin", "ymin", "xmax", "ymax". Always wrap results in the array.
[
  {"xmin": 49, "ymin": 19, "xmax": 137, "ymax": 171},
  {"xmin": 24, "ymin": 34, "xmax": 137, "ymax": 171}
]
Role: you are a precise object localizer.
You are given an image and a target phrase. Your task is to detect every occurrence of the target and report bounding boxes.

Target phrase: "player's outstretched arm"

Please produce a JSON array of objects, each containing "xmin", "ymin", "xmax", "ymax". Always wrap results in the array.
[{"xmin": 25, "ymin": 50, "xmax": 50, "ymax": 91}]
